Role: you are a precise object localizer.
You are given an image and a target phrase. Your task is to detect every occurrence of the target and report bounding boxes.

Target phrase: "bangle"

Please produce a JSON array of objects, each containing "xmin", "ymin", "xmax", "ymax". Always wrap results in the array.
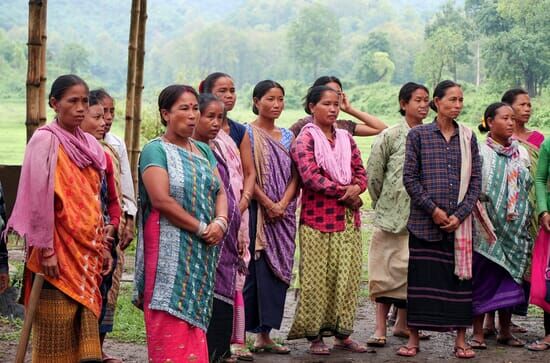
[
  {"xmin": 242, "ymin": 193, "xmax": 251, "ymax": 202},
  {"xmin": 216, "ymin": 215, "xmax": 228, "ymax": 223},
  {"xmin": 196, "ymin": 221, "xmax": 207, "ymax": 237},
  {"xmin": 213, "ymin": 218, "xmax": 228, "ymax": 233},
  {"xmin": 42, "ymin": 250, "xmax": 56, "ymax": 259}
]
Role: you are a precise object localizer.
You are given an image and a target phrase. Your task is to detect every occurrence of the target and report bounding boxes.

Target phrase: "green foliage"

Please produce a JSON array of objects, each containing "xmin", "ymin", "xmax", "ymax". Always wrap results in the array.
[
  {"xmin": 354, "ymin": 33, "xmax": 395, "ymax": 84},
  {"xmin": 110, "ymin": 283, "xmax": 146, "ymax": 343},
  {"xmin": 287, "ymin": 4, "xmax": 341, "ymax": 80}
]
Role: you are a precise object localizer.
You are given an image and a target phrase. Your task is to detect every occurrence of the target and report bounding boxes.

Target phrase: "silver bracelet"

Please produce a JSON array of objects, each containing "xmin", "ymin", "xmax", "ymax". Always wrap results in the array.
[
  {"xmin": 213, "ymin": 218, "xmax": 228, "ymax": 234},
  {"xmin": 196, "ymin": 221, "xmax": 208, "ymax": 237}
]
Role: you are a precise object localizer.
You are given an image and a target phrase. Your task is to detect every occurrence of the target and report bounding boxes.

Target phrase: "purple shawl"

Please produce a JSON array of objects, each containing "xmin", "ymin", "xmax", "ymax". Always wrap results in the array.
[
  {"xmin": 213, "ymin": 149, "xmax": 241, "ymax": 303},
  {"xmin": 5, "ymin": 120, "xmax": 106, "ymax": 250},
  {"xmin": 249, "ymin": 125, "xmax": 297, "ymax": 285}
]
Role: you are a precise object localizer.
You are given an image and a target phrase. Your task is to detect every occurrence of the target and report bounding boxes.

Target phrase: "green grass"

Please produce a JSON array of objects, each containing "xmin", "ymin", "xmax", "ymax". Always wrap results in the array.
[{"xmin": 110, "ymin": 283, "xmax": 146, "ymax": 343}]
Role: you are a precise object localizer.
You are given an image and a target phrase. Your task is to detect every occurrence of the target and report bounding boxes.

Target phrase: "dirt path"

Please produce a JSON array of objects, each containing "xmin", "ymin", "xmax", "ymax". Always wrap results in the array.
[{"xmin": 2, "ymin": 287, "xmax": 548, "ymax": 362}]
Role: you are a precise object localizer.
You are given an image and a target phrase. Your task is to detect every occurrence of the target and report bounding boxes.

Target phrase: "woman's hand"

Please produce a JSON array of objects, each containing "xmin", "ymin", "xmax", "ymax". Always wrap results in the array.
[
  {"xmin": 265, "ymin": 202, "xmax": 285, "ymax": 221},
  {"xmin": 540, "ymin": 212, "xmax": 550, "ymax": 233},
  {"xmin": 338, "ymin": 185, "xmax": 362, "ymax": 203},
  {"xmin": 343, "ymin": 195, "xmax": 363, "ymax": 210},
  {"xmin": 101, "ymin": 249, "xmax": 113, "ymax": 276},
  {"xmin": 432, "ymin": 207, "xmax": 449, "ymax": 226},
  {"xmin": 203, "ymin": 223, "xmax": 224, "ymax": 245},
  {"xmin": 104, "ymin": 224, "xmax": 116, "ymax": 250},
  {"xmin": 441, "ymin": 215, "xmax": 460, "ymax": 232},
  {"xmin": 120, "ymin": 217, "xmax": 135, "ymax": 250},
  {"xmin": 340, "ymin": 92, "xmax": 353, "ymax": 114},
  {"xmin": 41, "ymin": 252, "xmax": 59, "ymax": 279}
]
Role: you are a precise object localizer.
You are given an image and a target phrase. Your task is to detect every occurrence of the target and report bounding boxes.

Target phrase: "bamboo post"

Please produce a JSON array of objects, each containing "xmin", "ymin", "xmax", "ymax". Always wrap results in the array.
[
  {"xmin": 38, "ymin": 0, "xmax": 47, "ymax": 127},
  {"xmin": 124, "ymin": 0, "xmax": 141, "ymax": 170},
  {"xmin": 25, "ymin": 0, "xmax": 44, "ymax": 142},
  {"xmin": 130, "ymin": 0, "xmax": 147, "ymax": 186}
]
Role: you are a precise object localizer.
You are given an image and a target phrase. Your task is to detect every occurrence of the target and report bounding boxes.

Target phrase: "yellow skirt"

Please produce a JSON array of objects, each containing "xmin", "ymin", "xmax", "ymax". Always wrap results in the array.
[{"xmin": 32, "ymin": 287, "xmax": 101, "ymax": 363}]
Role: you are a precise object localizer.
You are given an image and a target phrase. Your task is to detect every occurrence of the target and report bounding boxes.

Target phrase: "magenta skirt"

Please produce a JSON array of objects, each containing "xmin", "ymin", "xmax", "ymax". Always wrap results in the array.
[
  {"xmin": 143, "ymin": 209, "xmax": 209, "ymax": 363},
  {"xmin": 531, "ymin": 228, "xmax": 550, "ymax": 313}
]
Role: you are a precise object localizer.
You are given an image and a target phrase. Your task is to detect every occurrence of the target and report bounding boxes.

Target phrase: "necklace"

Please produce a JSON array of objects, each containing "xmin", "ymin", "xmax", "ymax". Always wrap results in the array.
[{"xmin": 162, "ymin": 135, "xmax": 194, "ymax": 153}]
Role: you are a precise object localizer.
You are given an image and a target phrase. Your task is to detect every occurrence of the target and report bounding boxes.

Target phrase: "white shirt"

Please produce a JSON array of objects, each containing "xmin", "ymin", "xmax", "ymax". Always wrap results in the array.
[{"xmin": 104, "ymin": 132, "xmax": 137, "ymax": 217}]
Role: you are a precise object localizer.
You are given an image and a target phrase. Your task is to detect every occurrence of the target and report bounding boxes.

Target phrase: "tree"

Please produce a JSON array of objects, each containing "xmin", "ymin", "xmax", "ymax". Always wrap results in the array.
[
  {"xmin": 354, "ymin": 32, "xmax": 394, "ymax": 83},
  {"xmin": 287, "ymin": 3, "xmax": 341, "ymax": 80},
  {"xmin": 58, "ymin": 43, "xmax": 90, "ymax": 74}
]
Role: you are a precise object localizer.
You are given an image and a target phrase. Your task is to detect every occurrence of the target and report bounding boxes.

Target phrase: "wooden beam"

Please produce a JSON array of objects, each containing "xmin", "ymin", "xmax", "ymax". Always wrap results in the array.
[
  {"xmin": 25, "ymin": 0, "xmax": 44, "ymax": 143},
  {"xmin": 130, "ymin": 0, "xmax": 147, "ymax": 186},
  {"xmin": 38, "ymin": 0, "xmax": 47, "ymax": 128},
  {"xmin": 124, "ymin": 0, "xmax": 140, "ymax": 161}
]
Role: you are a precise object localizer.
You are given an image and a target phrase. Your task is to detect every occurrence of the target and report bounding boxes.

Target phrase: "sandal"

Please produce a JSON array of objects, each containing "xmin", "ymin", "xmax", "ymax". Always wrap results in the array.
[
  {"xmin": 308, "ymin": 339, "xmax": 330, "ymax": 355},
  {"xmin": 251, "ymin": 342, "xmax": 290, "ymax": 354},
  {"xmin": 393, "ymin": 330, "xmax": 431, "ymax": 340},
  {"xmin": 102, "ymin": 354, "xmax": 123, "ymax": 363},
  {"xmin": 526, "ymin": 340, "xmax": 550, "ymax": 351},
  {"xmin": 366, "ymin": 335, "xmax": 386, "ymax": 347},
  {"xmin": 497, "ymin": 335, "xmax": 525, "ymax": 347},
  {"xmin": 396, "ymin": 345, "xmax": 419, "ymax": 357},
  {"xmin": 454, "ymin": 346, "xmax": 475, "ymax": 359},
  {"xmin": 483, "ymin": 327, "xmax": 498, "ymax": 338},
  {"xmin": 333, "ymin": 338, "xmax": 368, "ymax": 353},
  {"xmin": 468, "ymin": 339, "xmax": 487, "ymax": 350},
  {"xmin": 223, "ymin": 356, "xmax": 238, "ymax": 363},
  {"xmin": 511, "ymin": 322, "xmax": 528, "ymax": 334},
  {"xmin": 230, "ymin": 345, "xmax": 254, "ymax": 361}
]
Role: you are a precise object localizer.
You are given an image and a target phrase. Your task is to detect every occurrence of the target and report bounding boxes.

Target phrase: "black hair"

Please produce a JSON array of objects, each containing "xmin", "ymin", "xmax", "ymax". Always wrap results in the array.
[
  {"xmin": 90, "ymin": 88, "xmax": 113, "ymax": 103},
  {"xmin": 158, "ymin": 85, "xmax": 199, "ymax": 126},
  {"xmin": 303, "ymin": 85, "xmax": 339, "ymax": 115},
  {"xmin": 48, "ymin": 74, "xmax": 89, "ymax": 108},
  {"xmin": 398, "ymin": 82, "xmax": 429, "ymax": 116},
  {"xmin": 89, "ymin": 90, "xmax": 104, "ymax": 107},
  {"xmin": 501, "ymin": 88, "xmax": 529, "ymax": 105},
  {"xmin": 252, "ymin": 80, "xmax": 285, "ymax": 115},
  {"xmin": 312, "ymin": 76, "xmax": 343, "ymax": 90},
  {"xmin": 478, "ymin": 102, "xmax": 511, "ymax": 133},
  {"xmin": 198, "ymin": 93, "xmax": 224, "ymax": 114},
  {"xmin": 429, "ymin": 80, "xmax": 461, "ymax": 112},
  {"xmin": 199, "ymin": 72, "xmax": 232, "ymax": 94}
]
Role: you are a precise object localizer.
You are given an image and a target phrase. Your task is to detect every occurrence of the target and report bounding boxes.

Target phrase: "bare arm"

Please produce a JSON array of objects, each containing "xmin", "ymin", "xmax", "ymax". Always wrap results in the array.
[
  {"xmin": 341, "ymin": 92, "xmax": 387, "ymax": 136},
  {"xmin": 238, "ymin": 132, "xmax": 256, "ymax": 213},
  {"xmin": 142, "ymin": 166, "xmax": 202, "ymax": 234}
]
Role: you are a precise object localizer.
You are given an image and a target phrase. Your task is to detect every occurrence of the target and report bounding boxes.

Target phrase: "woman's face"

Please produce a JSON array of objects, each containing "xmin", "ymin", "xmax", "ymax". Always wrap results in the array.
[
  {"xmin": 310, "ymin": 90, "xmax": 340, "ymax": 127},
  {"xmin": 511, "ymin": 94, "xmax": 532, "ymax": 125},
  {"xmin": 488, "ymin": 106, "xmax": 515, "ymax": 143},
  {"xmin": 254, "ymin": 87, "xmax": 284, "ymax": 120},
  {"xmin": 101, "ymin": 97, "xmax": 115, "ymax": 134},
  {"xmin": 81, "ymin": 104, "xmax": 106, "ymax": 140},
  {"xmin": 50, "ymin": 84, "xmax": 89, "ymax": 131},
  {"xmin": 212, "ymin": 77, "xmax": 236, "ymax": 112},
  {"xmin": 402, "ymin": 88, "xmax": 430, "ymax": 121},
  {"xmin": 195, "ymin": 101, "xmax": 224, "ymax": 141},
  {"xmin": 434, "ymin": 86, "xmax": 463, "ymax": 120},
  {"xmin": 161, "ymin": 92, "xmax": 199, "ymax": 139}
]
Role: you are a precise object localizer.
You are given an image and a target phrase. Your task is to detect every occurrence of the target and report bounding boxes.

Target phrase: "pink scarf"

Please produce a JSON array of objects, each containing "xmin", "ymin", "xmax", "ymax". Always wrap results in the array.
[
  {"xmin": 301, "ymin": 122, "xmax": 352, "ymax": 185},
  {"xmin": 5, "ymin": 119, "xmax": 106, "ymax": 250}
]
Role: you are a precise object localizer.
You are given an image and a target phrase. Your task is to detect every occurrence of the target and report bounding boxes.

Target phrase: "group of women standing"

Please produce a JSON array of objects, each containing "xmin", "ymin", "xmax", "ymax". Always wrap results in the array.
[{"xmin": 4, "ymin": 71, "xmax": 550, "ymax": 363}]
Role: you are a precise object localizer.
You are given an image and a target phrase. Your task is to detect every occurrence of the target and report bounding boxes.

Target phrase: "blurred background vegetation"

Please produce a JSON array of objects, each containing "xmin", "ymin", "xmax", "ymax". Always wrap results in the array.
[{"xmin": 1, "ymin": 0, "xmax": 549, "ymax": 164}]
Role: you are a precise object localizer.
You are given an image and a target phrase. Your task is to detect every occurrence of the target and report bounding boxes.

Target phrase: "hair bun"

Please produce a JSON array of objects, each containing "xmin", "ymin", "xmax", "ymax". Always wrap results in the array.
[{"xmin": 429, "ymin": 100, "xmax": 437, "ymax": 112}]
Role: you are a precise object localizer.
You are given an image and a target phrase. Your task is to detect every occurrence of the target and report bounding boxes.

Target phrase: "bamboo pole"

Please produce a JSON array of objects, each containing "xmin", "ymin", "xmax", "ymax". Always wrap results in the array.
[
  {"xmin": 124, "ymin": 0, "xmax": 141, "ymax": 165},
  {"xmin": 38, "ymin": 0, "xmax": 47, "ymax": 127},
  {"xmin": 15, "ymin": 274, "xmax": 44, "ymax": 363},
  {"xmin": 25, "ymin": 0, "xmax": 44, "ymax": 142},
  {"xmin": 130, "ymin": 0, "xmax": 147, "ymax": 186}
]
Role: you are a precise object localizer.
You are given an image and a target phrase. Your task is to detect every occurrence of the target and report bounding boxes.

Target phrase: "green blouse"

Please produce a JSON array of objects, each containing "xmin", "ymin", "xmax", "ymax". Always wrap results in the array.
[
  {"xmin": 367, "ymin": 121, "xmax": 411, "ymax": 234},
  {"xmin": 536, "ymin": 139, "xmax": 550, "ymax": 216}
]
